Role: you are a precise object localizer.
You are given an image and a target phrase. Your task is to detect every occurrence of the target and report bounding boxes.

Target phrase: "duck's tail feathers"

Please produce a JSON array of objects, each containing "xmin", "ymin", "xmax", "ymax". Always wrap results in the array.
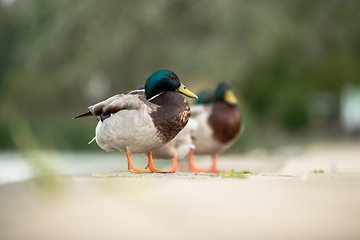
[
  {"xmin": 73, "ymin": 111, "xmax": 92, "ymax": 119},
  {"xmin": 88, "ymin": 136, "xmax": 96, "ymax": 145}
]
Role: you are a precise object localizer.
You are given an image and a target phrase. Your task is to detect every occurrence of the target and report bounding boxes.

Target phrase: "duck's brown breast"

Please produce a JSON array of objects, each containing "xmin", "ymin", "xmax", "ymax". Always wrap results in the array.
[
  {"xmin": 208, "ymin": 101, "xmax": 241, "ymax": 144},
  {"xmin": 150, "ymin": 91, "xmax": 191, "ymax": 143}
]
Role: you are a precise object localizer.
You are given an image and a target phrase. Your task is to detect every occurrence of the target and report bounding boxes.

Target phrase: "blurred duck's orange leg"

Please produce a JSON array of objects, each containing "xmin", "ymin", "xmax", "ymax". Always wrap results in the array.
[
  {"xmin": 148, "ymin": 152, "xmax": 176, "ymax": 173},
  {"xmin": 209, "ymin": 153, "xmax": 220, "ymax": 173},
  {"xmin": 208, "ymin": 153, "xmax": 227, "ymax": 173},
  {"xmin": 189, "ymin": 149, "xmax": 207, "ymax": 173},
  {"xmin": 169, "ymin": 154, "xmax": 178, "ymax": 172},
  {"xmin": 126, "ymin": 147, "xmax": 151, "ymax": 173}
]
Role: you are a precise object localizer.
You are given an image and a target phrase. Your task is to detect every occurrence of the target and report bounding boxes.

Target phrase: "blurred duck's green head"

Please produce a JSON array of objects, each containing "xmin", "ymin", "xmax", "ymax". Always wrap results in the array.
[
  {"xmin": 195, "ymin": 90, "xmax": 213, "ymax": 105},
  {"xmin": 214, "ymin": 82, "xmax": 238, "ymax": 105},
  {"xmin": 145, "ymin": 69, "xmax": 198, "ymax": 100}
]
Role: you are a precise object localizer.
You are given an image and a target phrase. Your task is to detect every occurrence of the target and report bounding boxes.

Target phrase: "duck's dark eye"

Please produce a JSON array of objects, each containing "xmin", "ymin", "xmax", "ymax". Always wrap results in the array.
[{"xmin": 169, "ymin": 74, "xmax": 176, "ymax": 80}]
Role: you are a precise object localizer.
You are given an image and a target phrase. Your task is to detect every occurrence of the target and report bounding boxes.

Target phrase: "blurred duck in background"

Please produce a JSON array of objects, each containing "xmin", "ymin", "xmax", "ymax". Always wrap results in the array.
[
  {"xmin": 151, "ymin": 89, "xmax": 214, "ymax": 172},
  {"xmin": 152, "ymin": 118, "xmax": 198, "ymax": 172},
  {"xmin": 189, "ymin": 82, "xmax": 243, "ymax": 173},
  {"xmin": 74, "ymin": 69, "xmax": 198, "ymax": 173}
]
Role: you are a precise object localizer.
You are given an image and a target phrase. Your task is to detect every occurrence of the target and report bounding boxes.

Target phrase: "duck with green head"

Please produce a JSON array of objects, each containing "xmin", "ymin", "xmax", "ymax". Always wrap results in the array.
[
  {"xmin": 74, "ymin": 69, "xmax": 198, "ymax": 173},
  {"xmin": 189, "ymin": 82, "xmax": 243, "ymax": 173}
]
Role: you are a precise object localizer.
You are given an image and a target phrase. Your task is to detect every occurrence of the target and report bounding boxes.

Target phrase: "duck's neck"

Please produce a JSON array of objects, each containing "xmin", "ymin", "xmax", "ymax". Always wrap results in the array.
[{"xmin": 148, "ymin": 92, "xmax": 164, "ymax": 101}]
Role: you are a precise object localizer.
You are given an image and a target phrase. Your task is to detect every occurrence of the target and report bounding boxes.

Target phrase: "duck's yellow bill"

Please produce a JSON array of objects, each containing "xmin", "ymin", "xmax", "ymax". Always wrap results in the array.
[
  {"xmin": 225, "ymin": 90, "xmax": 237, "ymax": 104},
  {"xmin": 177, "ymin": 83, "xmax": 198, "ymax": 99}
]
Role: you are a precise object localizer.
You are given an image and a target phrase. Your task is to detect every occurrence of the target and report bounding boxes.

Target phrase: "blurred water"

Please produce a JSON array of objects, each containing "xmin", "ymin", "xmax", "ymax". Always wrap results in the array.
[
  {"xmin": 0, "ymin": 152, "xmax": 170, "ymax": 185},
  {"xmin": 0, "ymin": 153, "xmax": 32, "ymax": 184},
  {"xmin": 1, "ymin": 142, "xmax": 360, "ymax": 185}
]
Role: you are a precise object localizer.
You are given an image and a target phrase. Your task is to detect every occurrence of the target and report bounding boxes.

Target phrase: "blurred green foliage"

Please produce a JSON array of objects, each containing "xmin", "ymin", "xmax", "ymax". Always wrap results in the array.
[{"xmin": 0, "ymin": 0, "xmax": 359, "ymax": 151}]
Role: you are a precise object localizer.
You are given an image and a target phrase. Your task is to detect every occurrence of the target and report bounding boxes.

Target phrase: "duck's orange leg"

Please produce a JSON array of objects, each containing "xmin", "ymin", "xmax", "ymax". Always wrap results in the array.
[
  {"xmin": 189, "ymin": 149, "xmax": 207, "ymax": 173},
  {"xmin": 208, "ymin": 153, "xmax": 227, "ymax": 173},
  {"xmin": 125, "ymin": 147, "xmax": 151, "ymax": 173},
  {"xmin": 169, "ymin": 154, "xmax": 178, "ymax": 172},
  {"xmin": 208, "ymin": 153, "xmax": 220, "ymax": 173},
  {"xmin": 147, "ymin": 152, "xmax": 176, "ymax": 173}
]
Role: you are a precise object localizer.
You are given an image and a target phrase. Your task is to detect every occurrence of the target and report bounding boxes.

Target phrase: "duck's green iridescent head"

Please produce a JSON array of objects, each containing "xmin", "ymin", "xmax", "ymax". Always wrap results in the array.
[
  {"xmin": 214, "ymin": 81, "xmax": 238, "ymax": 105},
  {"xmin": 145, "ymin": 69, "xmax": 198, "ymax": 100}
]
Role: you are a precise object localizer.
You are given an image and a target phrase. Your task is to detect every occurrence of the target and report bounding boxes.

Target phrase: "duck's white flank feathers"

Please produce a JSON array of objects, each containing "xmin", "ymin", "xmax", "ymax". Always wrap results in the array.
[
  {"xmin": 95, "ymin": 106, "xmax": 163, "ymax": 153},
  {"xmin": 89, "ymin": 90, "xmax": 164, "ymax": 153}
]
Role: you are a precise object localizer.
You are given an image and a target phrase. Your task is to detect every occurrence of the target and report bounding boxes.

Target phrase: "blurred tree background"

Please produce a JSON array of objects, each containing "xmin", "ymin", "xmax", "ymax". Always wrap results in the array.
[{"xmin": 0, "ymin": 0, "xmax": 359, "ymax": 152}]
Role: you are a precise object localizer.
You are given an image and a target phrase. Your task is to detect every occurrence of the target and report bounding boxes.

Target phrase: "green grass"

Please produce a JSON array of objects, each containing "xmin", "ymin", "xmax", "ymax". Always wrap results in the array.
[
  {"xmin": 313, "ymin": 169, "xmax": 325, "ymax": 174},
  {"xmin": 220, "ymin": 169, "xmax": 254, "ymax": 179}
]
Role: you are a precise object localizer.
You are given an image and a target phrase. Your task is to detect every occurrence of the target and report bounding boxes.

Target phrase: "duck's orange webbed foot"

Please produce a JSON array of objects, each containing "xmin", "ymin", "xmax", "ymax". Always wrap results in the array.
[
  {"xmin": 125, "ymin": 148, "xmax": 151, "ymax": 173},
  {"xmin": 147, "ymin": 152, "xmax": 176, "ymax": 173}
]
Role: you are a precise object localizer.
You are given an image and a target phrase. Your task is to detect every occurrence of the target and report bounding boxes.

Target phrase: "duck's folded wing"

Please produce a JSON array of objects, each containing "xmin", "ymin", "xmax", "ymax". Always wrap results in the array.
[
  {"xmin": 74, "ymin": 90, "xmax": 154, "ymax": 119},
  {"xmin": 91, "ymin": 90, "xmax": 151, "ymax": 116}
]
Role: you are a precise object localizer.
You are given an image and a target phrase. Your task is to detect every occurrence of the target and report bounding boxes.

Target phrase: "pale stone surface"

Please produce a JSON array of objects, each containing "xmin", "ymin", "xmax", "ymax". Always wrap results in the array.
[{"xmin": 1, "ymin": 141, "xmax": 360, "ymax": 240}]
